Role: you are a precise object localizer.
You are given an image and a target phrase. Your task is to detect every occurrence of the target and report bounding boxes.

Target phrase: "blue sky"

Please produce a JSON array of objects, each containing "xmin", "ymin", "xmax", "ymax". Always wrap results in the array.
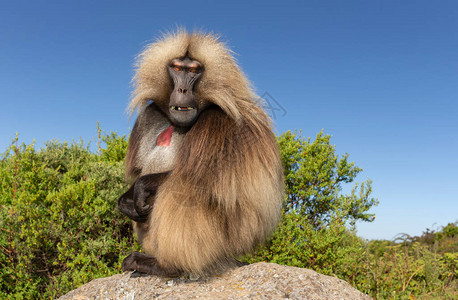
[{"xmin": 1, "ymin": 0, "xmax": 457, "ymax": 240}]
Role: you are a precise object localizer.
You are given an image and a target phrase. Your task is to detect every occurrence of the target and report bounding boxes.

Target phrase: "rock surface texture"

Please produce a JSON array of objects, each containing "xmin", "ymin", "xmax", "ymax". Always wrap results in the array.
[{"xmin": 59, "ymin": 262, "xmax": 371, "ymax": 299}]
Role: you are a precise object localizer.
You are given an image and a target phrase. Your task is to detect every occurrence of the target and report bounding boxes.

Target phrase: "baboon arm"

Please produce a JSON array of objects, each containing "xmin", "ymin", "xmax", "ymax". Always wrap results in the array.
[{"xmin": 118, "ymin": 173, "xmax": 168, "ymax": 222}]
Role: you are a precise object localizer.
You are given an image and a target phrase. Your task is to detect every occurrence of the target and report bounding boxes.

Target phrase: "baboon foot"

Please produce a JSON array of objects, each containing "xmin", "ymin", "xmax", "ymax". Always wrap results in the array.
[
  {"xmin": 235, "ymin": 259, "xmax": 250, "ymax": 267},
  {"xmin": 122, "ymin": 252, "xmax": 182, "ymax": 277}
]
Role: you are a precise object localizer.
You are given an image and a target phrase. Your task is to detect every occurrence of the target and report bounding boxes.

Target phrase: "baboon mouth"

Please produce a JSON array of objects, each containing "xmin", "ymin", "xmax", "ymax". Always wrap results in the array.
[
  {"xmin": 169, "ymin": 106, "xmax": 199, "ymax": 127},
  {"xmin": 170, "ymin": 106, "xmax": 195, "ymax": 111}
]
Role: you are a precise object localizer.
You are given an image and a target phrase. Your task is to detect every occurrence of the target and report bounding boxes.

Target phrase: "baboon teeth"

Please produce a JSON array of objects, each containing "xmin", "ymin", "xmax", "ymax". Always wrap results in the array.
[{"xmin": 171, "ymin": 106, "xmax": 194, "ymax": 111}]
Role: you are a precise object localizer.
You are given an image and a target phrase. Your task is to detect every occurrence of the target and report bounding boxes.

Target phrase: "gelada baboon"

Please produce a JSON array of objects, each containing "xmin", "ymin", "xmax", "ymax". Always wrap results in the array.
[{"xmin": 118, "ymin": 30, "xmax": 284, "ymax": 277}]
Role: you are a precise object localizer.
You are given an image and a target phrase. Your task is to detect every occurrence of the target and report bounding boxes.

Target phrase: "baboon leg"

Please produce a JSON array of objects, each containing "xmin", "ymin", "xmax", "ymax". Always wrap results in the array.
[{"xmin": 122, "ymin": 252, "xmax": 182, "ymax": 277}]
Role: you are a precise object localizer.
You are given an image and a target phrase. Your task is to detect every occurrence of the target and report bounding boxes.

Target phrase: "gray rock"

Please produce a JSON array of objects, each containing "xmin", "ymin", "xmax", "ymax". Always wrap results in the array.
[{"xmin": 58, "ymin": 262, "xmax": 371, "ymax": 299}]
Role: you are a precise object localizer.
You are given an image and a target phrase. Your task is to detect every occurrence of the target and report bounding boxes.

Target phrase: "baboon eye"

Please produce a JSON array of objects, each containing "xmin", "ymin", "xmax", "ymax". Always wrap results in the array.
[
  {"xmin": 171, "ymin": 61, "xmax": 184, "ymax": 71},
  {"xmin": 188, "ymin": 68, "xmax": 197, "ymax": 73}
]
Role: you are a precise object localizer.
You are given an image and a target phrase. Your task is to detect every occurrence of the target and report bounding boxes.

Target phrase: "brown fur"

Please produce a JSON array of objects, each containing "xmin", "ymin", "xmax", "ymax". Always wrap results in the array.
[{"xmin": 125, "ymin": 30, "xmax": 284, "ymax": 276}]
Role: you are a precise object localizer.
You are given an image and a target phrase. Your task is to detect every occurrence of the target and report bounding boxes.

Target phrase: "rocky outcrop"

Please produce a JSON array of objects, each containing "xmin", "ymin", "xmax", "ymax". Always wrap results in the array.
[{"xmin": 59, "ymin": 262, "xmax": 371, "ymax": 299}]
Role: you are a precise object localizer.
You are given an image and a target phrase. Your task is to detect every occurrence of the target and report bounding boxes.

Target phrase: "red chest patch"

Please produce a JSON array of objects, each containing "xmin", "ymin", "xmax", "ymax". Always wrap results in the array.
[{"xmin": 156, "ymin": 125, "xmax": 174, "ymax": 146}]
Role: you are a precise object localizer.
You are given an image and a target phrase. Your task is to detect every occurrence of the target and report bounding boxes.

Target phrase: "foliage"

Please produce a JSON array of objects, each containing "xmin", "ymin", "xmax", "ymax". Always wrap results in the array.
[
  {"xmin": 393, "ymin": 222, "xmax": 458, "ymax": 255},
  {"xmin": 246, "ymin": 210, "xmax": 367, "ymax": 279},
  {"xmin": 247, "ymin": 130, "xmax": 375, "ymax": 283},
  {"xmin": 278, "ymin": 130, "xmax": 378, "ymax": 228},
  {"xmin": 0, "ymin": 132, "xmax": 135, "ymax": 299},
  {"xmin": 360, "ymin": 224, "xmax": 458, "ymax": 299},
  {"xmin": 0, "ymin": 129, "xmax": 455, "ymax": 299},
  {"xmin": 248, "ymin": 131, "xmax": 456, "ymax": 299}
]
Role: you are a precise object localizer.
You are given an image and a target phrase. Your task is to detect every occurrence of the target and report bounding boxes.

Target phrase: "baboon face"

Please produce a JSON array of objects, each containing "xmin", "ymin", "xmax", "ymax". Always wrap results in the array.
[{"xmin": 167, "ymin": 57, "xmax": 203, "ymax": 127}]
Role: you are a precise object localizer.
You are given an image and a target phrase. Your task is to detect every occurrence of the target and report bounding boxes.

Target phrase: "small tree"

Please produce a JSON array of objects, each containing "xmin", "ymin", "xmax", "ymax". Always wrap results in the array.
[
  {"xmin": 278, "ymin": 130, "xmax": 378, "ymax": 228},
  {"xmin": 247, "ymin": 130, "xmax": 378, "ymax": 278}
]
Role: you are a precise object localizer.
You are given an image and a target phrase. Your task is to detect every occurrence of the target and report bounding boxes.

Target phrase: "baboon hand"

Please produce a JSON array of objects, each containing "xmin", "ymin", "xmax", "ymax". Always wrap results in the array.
[
  {"xmin": 132, "ymin": 177, "xmax": 154, "ymax": 217},
  {"xmin": 118, "ymin": 173, "xmax": 168, "ymax": 222},
  {"xmin": 118, "ymin": 185, "xmax": 149, "ymax": 223}
]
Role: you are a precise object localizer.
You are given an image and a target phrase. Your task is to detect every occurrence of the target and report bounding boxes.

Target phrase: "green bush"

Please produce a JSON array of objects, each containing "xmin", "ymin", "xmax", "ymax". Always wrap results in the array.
[
  {"xmin": 278, "ymin": 130, "xmax": 378, "ymax": 228},
  {"xmin": 361, "ymin": 238, "xmax": 457, "ymax": 299},
  {"xmin": 247, "ymin": 130, "xmax": 375, "ymax": 285},
  {"xmin": 247, "ymin": 210, "xmax": 367, "ymax": 278},
  {"xmin": 0, "ymin": 133, "xmax": 135, "ymax": 299},
  {"xmin": 248, "ymin": 131, "xmax": 456, "ymax": 299},
  {"xmin": 1, "ymin": 129, "xmax": 455, "ymax": 299}
]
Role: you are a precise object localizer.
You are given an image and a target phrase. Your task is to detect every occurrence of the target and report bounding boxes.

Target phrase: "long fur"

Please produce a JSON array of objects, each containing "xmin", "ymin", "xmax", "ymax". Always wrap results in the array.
[{"xmin": 126, "ymin": 30, "xmax": 284, "ymax": 275}]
